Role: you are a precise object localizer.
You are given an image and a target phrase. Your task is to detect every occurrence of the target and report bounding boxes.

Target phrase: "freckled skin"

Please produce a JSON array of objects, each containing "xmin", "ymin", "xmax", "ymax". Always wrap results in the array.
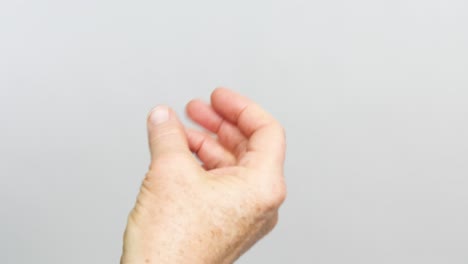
[{"xmin": 121, "ymin": 88, "xmax": 287, "ymax": 264}]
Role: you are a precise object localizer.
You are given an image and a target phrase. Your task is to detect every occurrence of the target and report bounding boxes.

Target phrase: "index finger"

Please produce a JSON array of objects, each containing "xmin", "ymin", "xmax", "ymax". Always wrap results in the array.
[{"xmin": 210, "ymin": 88, "xmax": 286, "ymax": 170}]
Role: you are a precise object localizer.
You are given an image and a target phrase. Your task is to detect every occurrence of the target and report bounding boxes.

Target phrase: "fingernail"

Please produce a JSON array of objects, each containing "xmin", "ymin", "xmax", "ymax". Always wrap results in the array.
[{"xmin": 149, "ymin": 106, "xmax": 169, "ymax": 125}]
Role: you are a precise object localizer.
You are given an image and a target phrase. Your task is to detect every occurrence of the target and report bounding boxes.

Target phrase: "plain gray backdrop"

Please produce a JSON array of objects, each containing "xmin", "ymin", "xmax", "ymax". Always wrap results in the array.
[{"xmin": 1, "ymin": 0, "xmax": 467, "ymax": 263}]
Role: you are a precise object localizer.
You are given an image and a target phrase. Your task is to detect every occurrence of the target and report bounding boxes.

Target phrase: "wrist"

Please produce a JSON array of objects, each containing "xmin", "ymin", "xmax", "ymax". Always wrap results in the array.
[{"xmin": 121, "ymin": 216, "xmax": 207, "ymax": 264}]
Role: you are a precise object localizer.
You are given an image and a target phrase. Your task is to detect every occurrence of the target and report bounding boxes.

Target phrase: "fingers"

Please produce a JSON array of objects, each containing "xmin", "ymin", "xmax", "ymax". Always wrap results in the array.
[
  {"xmin": 147, "ymin": 106, "xmax": 194, "ymax": 166},
  {"xmin": 147, "ymin": 88, "xmax": 286, "ymax": 173},
  {"xmin": 210, "ymin": 88, "xmax": 286, "ymax": 170},
  {"xmin": 185, "ymin": 128, "xmax": 237, "ymax": 170},
  {"xmin": 186, "ymin": 99, "xmax": 248, "ymax": 158},
  {"xmin": 186, "ymin": 99, "xmax": 223, "ymax": 132}
]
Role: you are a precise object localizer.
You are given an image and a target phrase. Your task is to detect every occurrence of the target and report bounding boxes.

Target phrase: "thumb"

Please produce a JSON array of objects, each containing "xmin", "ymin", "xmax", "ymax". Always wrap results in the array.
[{"xmin": 147, "ymin": 105, "xmax": 193, "ymax": 164}]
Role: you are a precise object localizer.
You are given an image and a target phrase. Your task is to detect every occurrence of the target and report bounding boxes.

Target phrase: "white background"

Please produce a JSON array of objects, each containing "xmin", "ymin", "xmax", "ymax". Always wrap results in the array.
[{"xmin": 1, "ymin": 0, "xmax": 467, "ymax": 263}]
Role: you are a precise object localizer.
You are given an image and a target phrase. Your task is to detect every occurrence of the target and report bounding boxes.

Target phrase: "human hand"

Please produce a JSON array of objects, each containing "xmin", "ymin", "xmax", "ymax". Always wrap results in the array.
[{"xmin": 121, "ymin": 88, "xmax": 287, "ymax": 264}]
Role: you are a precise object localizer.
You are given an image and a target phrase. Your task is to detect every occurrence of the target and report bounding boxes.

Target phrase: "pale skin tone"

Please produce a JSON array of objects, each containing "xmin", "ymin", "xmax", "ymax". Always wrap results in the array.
[{"xmin": 121, "ymin": 88, "xmax": 287, "ymax": 264}]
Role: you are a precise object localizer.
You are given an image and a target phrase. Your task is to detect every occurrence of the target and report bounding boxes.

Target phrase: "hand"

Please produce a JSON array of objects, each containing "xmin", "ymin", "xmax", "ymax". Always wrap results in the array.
[{"xmin": 121, "ymin": 88, "xmax": 287, "ymax": 264}]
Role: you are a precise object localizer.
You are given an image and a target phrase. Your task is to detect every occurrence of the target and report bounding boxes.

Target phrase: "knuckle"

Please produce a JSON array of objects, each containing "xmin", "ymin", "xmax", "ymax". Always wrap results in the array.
[
  {"xmin": 152, "ymin": 125, "xmax": 179, "ymax": 141},
  {"xmin": 152, "ymin": 151, "xmax": 189, "ymax": 168},
  {"xmin": 266, "ymin": 212, "xmax": 280, "ymax": 232},
  {"xmin": 269, "ymin": 121, "xmax": 286, "ymax": 143},
  {"xmin": 256, "ymin": 180, "xmax": 287, "ymax": 211},
  {"xmin": 274, "ymin": 122, "xmax": 286, "ymax": 138},
  {"xmin": 149, "ymin": 149, "xmax": 194, "ymax": 176}
]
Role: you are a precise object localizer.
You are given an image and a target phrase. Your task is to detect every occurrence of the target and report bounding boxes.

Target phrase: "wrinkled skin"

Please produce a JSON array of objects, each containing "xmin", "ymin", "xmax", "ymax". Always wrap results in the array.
[{"xmin": 121, "ymin": 88, "xmax": 287, "ymax": 264}]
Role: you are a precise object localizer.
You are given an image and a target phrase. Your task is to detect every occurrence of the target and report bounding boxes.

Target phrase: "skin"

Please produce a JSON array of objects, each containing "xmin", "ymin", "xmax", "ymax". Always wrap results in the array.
[{"xmin": 121, "ymin": 88, "xmax": 287, "ymax": 264}]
